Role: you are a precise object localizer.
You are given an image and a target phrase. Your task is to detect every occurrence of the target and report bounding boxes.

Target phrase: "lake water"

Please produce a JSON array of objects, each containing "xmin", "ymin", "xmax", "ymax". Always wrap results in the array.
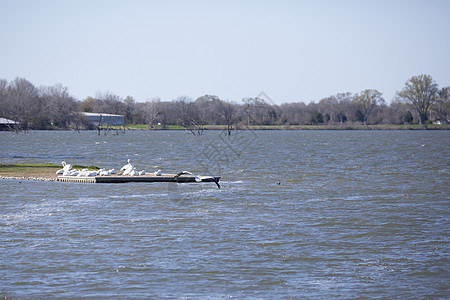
[{"xmin": 0, "ymin": 129, "xmax": 449, "ymax": 298}]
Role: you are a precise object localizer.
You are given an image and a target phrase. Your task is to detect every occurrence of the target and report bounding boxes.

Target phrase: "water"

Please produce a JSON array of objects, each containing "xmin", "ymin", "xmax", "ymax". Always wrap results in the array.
[{"xmin": 0, "ymin": 130, "xmax": 449, "ymax": 298}]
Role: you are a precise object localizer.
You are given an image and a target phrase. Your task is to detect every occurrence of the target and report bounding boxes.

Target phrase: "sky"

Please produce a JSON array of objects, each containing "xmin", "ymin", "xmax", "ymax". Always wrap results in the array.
[{"xmin": 1, "ymin": 0, "xmax": 449, "ymax": 104}]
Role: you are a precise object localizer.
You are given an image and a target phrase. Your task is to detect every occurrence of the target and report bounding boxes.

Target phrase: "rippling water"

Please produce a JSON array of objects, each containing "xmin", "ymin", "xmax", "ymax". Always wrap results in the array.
[{"xmin": 0, "ymin": 130, "xmax": 449, "ymax": 298}]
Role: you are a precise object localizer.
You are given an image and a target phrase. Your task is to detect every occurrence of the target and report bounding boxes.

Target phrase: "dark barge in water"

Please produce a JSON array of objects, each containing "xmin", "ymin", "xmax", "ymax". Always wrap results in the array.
[{"xmin": 57, "ymin": 172, "xmax": 221, "ymax": 188}]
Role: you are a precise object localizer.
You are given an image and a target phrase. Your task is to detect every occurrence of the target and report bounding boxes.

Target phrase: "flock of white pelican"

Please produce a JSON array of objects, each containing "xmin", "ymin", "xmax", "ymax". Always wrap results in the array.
[
  {"xmin": 56, "ymin": 160, "xmax": 220, "ymax": 188},
  {"xmin": 56, "ymin": 160, "xmax": 163, "ymax": 177}
]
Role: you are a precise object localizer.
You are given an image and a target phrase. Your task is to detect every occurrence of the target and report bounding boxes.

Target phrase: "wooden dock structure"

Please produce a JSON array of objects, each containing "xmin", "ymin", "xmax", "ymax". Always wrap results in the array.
[{"xmin": 57, "ymin": 173, "xmax": 221, "ymax": 187}]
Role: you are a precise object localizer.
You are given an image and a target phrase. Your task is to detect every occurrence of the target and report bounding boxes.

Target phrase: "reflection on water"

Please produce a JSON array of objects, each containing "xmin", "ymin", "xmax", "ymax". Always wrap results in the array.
[{"xmin": 0, "ymin": 130, "xmax": 449, "ymax": 298}]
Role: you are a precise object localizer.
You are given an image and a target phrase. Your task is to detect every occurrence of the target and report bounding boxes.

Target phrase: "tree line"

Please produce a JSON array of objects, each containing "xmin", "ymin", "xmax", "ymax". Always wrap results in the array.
[{"xmin": 0, "ymin": 75, "xmax": 448, "ymax": 131}]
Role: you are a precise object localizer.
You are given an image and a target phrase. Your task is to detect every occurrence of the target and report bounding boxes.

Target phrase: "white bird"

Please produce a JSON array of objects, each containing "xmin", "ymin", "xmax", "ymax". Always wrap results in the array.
[
  {"xmin": 99, "ymin": 169, "xmax": 111, "ymax": 176},
  {"xmin": 68, "ymin": 170, "xmax": 79, "ymax": 176},
  {"xmin": 196, "ymin": 175, "xmax": 221, "ymax": 188},
  {"xmin": 154, "ymin": 169, "xmax": 162, "ymax": 176},
  {"xmin": 120, "ymin": 159, "xmax": 135, "ymax": 175},
  {"xmin": 138, "ymin": 170, "xmax": 146, "ymax": 176},
  {"xmin": 128, "ymin": 168, "xmax": 138, "ymax": 176},
  {"xmin": 97, "ymin": 168, "xmax": 109, "ymax": 176},
  {"xmin": 120, "ymin": 159, "xmax": 131, "ymax": 172},
  {"xmin": 77, "ymin": 170, "xmax": 88, "ymax": 177},
  {"xmin": 59, "ymin": 161, "xmax": 73, "ymax": 175},
  {"xmin": 62, "ymin": 161, "xmax": 72, "ymax": 172},
  {"xmin": 109, "ymin": 168, "xmax": 117, "ymax": 174},
  {"xmin": 77, "ymin": 169, "xmax": 96, "ymax": 177},
  {"xmin": 173, "ymin": 171, "xmax": 192, "ymax": 178},
  {"xmin": 123, "ymin": 165, "xmax": 134, "ymax": 176}
]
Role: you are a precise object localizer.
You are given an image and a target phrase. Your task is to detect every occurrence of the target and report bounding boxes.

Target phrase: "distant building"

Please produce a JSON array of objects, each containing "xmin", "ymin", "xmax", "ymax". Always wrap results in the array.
[
  {"xmin": 82, "ymin": 112, "xmax": 124, "ymax": 126},
  {"xmin": 0, "ymin": 117, "xmax": 20, "ymax": 130}
]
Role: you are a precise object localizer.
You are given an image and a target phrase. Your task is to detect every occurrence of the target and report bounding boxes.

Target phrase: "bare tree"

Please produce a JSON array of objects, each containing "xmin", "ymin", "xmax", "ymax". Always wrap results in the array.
[
  {"xmin": 6, "ymin": 77, "xmax": 41, "ymax": 130},
  {"xmin": 98, "ymin": 92, "xmax": 124, "ymax": 115},
  {"xmin": 242, "ymin": 97, "xmax": 273, "ymax": 125},
  {"xmin": 175, "ymin": 96, "xmax": 203, "ymax": 134},
  {"xmin": 220, "ymin": 100, "xmax": 238, "ymax": 135},
  {"xmin": 123, "ymin": 96, "xmax": 137, "ymax": 124},
  {"xmin": 142, "ymin": 98, "xmax": 160, "ymax": 128},
  {"xmin": 397, "ymin": 74, "xmax": 438, "ymax": 124},
  {"xmin": 196, "ymin": 94, "xmax": 220, "ymax": 125},
  {"xmin": 334, "ymin": 93, "xmax": 352, "ymax": 124},
  {"xmin": 432, "ymin": 87, "xmax": 449, "ymax": 123},
  {"xmin": 279, "ymin": 102, "xmax": 309, "ymax": 125},
  {"xmin": 318, "ymin": 95, "xmax": 338, "ymax": 123},
  {"xmin": 78, "ymin": 96, "xmax": 95, "ymax": 112},
  {"xmin": 352, "ymin": 89, "xmax": 384, "ymax": 125},
  {"xmin": 40, "ymin": 84, "xmax": 77, "ymax": 129},
  {"xmin": 0, "ymin": 79, "xmax": 8, "ymax": 119}
]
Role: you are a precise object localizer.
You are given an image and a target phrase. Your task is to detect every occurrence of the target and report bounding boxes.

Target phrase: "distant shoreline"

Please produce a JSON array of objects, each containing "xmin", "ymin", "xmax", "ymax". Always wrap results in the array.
[
  {"xmin": 151, "ymin": 124, "xmax": 450, "ymax": 131},
  {"xmin": 2, "ymin": 124, "xmax": 449, "ymax": 132}
]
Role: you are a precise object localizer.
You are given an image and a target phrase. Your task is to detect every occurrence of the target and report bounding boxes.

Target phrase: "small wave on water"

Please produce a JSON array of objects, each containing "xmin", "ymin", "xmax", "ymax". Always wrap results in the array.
[
  {"xmin": 221, "ymin": 180, "xmax": 243, "ymax": 184},
  {"xmin": 109, "ymin": 192, "xmax": 168, "ymax": 199}
]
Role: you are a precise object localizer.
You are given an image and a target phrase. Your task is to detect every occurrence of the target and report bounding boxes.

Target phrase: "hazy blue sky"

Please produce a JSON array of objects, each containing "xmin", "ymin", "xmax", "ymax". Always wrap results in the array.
[{"xmin": 1, "ymin": 0, "xmax": 449, "ymax": 104}]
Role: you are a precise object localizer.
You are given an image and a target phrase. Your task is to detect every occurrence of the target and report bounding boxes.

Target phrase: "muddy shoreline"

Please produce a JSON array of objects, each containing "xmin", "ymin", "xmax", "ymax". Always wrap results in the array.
[{"xmin": 0, "ymin": 164, "xmax": 84, "ymax": 182}]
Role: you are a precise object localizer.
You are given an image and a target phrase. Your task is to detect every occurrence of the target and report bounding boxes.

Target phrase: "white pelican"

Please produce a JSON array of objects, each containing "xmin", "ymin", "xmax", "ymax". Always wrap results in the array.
[
  {"xmin": 96, "ymin": 168, "xmax": 110, "ymax": 176},
  {"xmin": 99, "ymin": 169, "xmax": 111, "ymax": 176},
  {"xmin": 123, "ymin": 164, "xmax": 134, "ymax": 175},
  {"xmin": 68, "ymin": 170, "xmax": 79, "ymax": 176},
  {"xmin": 138, "ymin": 170, "xmax": 146, "ymax": 176},
  {"xmin": 128, "ymin": 167, "xmax": 138, "ymax": 176},
  {"xmin": 173, "ymin": 171, "xmax": 192, "ymax": 178},
  {"xmin": 62, "ymin": 161, "xmax": 72, "ymax": 172},
  {"xmin": 77, "ymin": 170, "xmax": 88, "ymax": 177},
  {"xmin": 198, "ymin": 175, "xmax": 221, "ymax": 188},
  {"xmin": 59, "ymin": 161, "xmax": 72, "ymax": 175},
  {"xmin": 154, "ymin": 169, "xmax": 162, "ymax": 176},
  {"xmin": 171, "ymin": 171, "xmax": 220, "ymax": 188},
  {"xmin": 76, "ymin": 169, "xmax": 97, "ymax": 177},
  {"xmin": 120, "ymin": 159, "xmax": 131, "ymax": 172}
]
